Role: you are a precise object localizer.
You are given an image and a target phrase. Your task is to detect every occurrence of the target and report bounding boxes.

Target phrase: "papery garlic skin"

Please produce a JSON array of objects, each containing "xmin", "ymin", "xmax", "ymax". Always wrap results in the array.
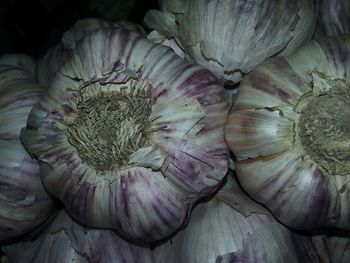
[
  {"xmin": 147, "ymin": 30, "xmax": 185, "ymax": 59},
  {"xmin": 145, "ymin": 0, "xmax": 316, "ymax": 84},
  {"xmin": 0, "ymin": 55, "xmax": 54, "ymax": 241},
  {"xmin": 153, "ymin": 175, "xmax": 322, "ymax": 263},
  {"xmin": 2, "ymin": 210, "xmax": 152, "ymax": 263},
  {"xmin": 22, "ymin": 24, "xmax": 229, "ymax": 242},
  {"xmin": 225, "ymin": 35, "xmax": 350, "ymax": 229},
  {"xmin": 318, "ymin": 0, "xmax": 350, "ymax": 36},
  {"xmin": 37, "ymin": 18, "xmax": 146, "ymax": 87}
]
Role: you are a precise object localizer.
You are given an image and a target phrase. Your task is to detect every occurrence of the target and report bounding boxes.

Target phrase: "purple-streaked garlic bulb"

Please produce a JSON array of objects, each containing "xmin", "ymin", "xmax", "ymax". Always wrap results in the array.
[
  {"xmin": 1, "ymin": 210, "xmax": 152, "ymax": 263},
  {"xmin": 0, "ymin": 54, "xmax": 54, "ymax": 241},
  {"xmin": 21, "ymin": 24, "xmax": 229, "ymax": 242},
  {"xmin": 318, "ymin": 0, "xmax": 350, "ymax": 36},
  {"xmin": 37, "ymin": 18, "xmax": 146, "ymax": 87},
  {"xmin": 144, "ymin": 0, "xmax": 316, "ymax": 84},
  {"xmin": 153, "ymin": 174, "xmax": 322, "ymax": 263},
  {"xmin": 225, "ymin": 35, "xmax": 350, "ymax": 230}
]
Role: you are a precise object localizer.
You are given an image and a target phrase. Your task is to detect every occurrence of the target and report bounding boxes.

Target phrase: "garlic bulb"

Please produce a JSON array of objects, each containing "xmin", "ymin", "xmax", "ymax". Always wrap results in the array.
[
  {"xmin": 0, "ymin": 55, "xmax": 54, "ymax": 241},
  {"xmin": 2, "ymin": 210, "xmax": 152, "ymax": 263},
  {"xmin": 22, "ymin": 24, "xmax": 229, "ymax": 241},
  {"xmin": 318, "ymin": 0, "xmax": 350, "ymax": 36},
  {"xmin": 144, "ymin": 0, "xmax": 316, "ymax": 84},
  {"xmin": 225, "ymin": 35, "xmax": 350, "ymax": 229},
  {"xmin": 153, "ymin": 174, "xmax": 322, "ymax": 263}
]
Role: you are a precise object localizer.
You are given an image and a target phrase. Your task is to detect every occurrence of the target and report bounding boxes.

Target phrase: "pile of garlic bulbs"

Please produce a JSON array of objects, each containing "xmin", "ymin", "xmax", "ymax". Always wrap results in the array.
[{"xmin": 1, "ymin": 0, "xmax": 350, "ymax": 262}]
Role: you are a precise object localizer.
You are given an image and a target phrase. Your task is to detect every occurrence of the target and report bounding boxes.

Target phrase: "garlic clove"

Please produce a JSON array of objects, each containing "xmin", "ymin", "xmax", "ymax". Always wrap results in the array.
[
  {"xmin": 225, "ymin": 108, "xmax": 294, "ymax": 159},
  {"xmin": 233, "ymin": 58, "xmax": 312, "ymax": 110},
  {"xmin": 87, "ymin": 168, "xmax": 186, "ymax": 241},
  {"xmin": 22, "ymin": 23, "xmax": 229, "ymax": 241},
  {"xmin": 2, "ymin": 210, "xmax": 153, "ymax": 263},
  {"xmin": 236, "ymin": 149, "xmax": 337, "ymax": 228}
]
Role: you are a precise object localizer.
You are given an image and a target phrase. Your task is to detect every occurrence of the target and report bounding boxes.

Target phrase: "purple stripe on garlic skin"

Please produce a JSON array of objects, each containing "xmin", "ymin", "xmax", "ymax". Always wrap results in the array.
[
  {"xmin": 236, "ymin": 151, "xmax": 335, "ymax": 228},
  {"xmin": 225, "ymin": 35, "xmax": 350, "ymax": 230},
  {"xmin": 152, "ymin": 175, "xmax": 322, "ymax": 263},
  {"xmin": 0, "ymin": 55, "xmax": 54, "ymax": 242},
  {"xmin": 2, "ymin": 210, "xmax": 153, "ymax": 263},
  {"xmin": 22, "ymin": 23, "xmax": 229, "ymax": 242},
  {"xmin": 145, "ymin": 0, "xmax": 316, "ymax": 84}
]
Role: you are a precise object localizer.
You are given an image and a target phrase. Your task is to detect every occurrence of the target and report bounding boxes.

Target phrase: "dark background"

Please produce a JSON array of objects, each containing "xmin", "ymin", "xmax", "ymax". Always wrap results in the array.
[{"xmin": 0, "ymin": 0, "xmax": 158, "ymax": 57}]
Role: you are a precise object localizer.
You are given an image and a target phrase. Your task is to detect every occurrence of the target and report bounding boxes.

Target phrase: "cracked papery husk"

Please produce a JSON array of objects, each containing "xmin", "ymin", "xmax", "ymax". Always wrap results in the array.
[
  {"xmin": 0, "ymin": 54, "xmax": 54, "ymax": 242},
  {"xmin": 317, "ymin": 0, "xmax": 350, "ymax": 37},
  {"xmin": 144, "ymin": 0, "xmax": 316, "ymax": 85},
  {"xmin": 225, "ymin": 34, "xmax": 350, "ymax": 230},
  {"xmin": 21, "ymin": 20, "xmax": 229, "ymax": 242},
  {"xmin": 152, "ymin": 174, "xmax": 323, "ymax": 263},
  {"xmin": 1, "ymin": 210, "xmax": 152, "ymax": 263},
  {"xmin": 37, "ymin": 18, "xmax": 146, "ymax": 87}
]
